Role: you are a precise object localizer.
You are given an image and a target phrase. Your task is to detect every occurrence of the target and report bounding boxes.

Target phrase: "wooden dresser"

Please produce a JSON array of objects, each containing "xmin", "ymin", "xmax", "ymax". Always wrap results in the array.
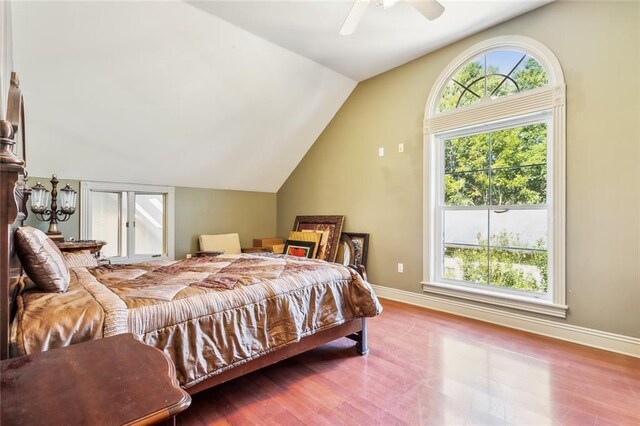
[{"xmin": 1, "ymin": 334, "xmax": 191, "ymax": 425}]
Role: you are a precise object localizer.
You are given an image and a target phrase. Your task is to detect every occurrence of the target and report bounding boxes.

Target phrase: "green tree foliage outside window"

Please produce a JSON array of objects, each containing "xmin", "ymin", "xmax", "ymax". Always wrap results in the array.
[
  {"xmin": 438, "ymin": 50, "xmax": 549, "ymax": 293},
  {"xmin": 445, "ymin": 124, "xmax": 547, "ymax": 207},
  {"xmin": 437, "ymin": 52, "xmax": 548, "ymax": 113},
  {"xmin": 444, "ymin": 232, "xmax": 548, "ymax": 293}
]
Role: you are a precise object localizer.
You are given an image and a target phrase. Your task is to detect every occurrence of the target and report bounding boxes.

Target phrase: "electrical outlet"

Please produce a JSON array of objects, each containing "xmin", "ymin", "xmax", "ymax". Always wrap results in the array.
[
  {"xmin": 397, "ymin": 263, "xmax": 404, "ymax": 273},
  {"xmin": 186, "ymin": 253, "xmax": 192, "ymax": 259},
  {"xmin": 378, "ymin": 147, "xmax": 384, "ymax": 157},
  {"xmin": 398, "ymin": 143, "xmax": 404, "ymax": 153}
]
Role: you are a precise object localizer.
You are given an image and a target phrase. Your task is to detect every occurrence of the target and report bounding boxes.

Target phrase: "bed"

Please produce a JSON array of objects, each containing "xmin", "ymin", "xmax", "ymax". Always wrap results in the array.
[
  {"xmin": 0, "ymin": 74, "xmax": 382, "ymax": 394},
  {"xmin": 12, "ymin": 253, "xmax": 381, "ymax": 391}
]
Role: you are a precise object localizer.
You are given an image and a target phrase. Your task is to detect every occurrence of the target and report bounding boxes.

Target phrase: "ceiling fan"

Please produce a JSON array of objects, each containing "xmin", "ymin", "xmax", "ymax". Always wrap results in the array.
[{"xmin": 340, "ymin": 0, "xmax": 445, "ymax": 35}]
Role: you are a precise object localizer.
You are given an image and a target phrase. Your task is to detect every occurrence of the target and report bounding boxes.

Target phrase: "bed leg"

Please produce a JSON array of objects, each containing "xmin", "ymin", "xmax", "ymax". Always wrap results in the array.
[{"xmin": 356, "ymin": 318, "xmax": 369, "ymax": 356}]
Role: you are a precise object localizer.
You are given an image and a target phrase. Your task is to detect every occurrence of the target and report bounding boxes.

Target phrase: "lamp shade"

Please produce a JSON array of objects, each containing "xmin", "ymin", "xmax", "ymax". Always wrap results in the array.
[
  {"xmin": 59, "ymin": 184, "xmax": 77, "ymax": 214},
  {"xmin": 30, "ymin": 182, "xmax": 50, "ymax": 213}
]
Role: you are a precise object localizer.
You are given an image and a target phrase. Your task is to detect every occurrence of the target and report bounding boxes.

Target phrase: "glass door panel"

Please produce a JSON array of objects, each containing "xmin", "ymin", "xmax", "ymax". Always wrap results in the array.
[
  {"xmin": 90, "ymin": 191, "xmax": 126, "ymax": 257},
  {"xmin": 134, "ymin": 194, "xmax": 165, "ymax": 256}
]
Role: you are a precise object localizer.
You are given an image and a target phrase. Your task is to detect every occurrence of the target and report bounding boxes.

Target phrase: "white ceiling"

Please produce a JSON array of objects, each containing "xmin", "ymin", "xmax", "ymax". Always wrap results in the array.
[
  {"xmin": 189, "ymin": 0, "xmax": 552, "ymax": 81},
  {"xmin": 10, "ymin": 0, "xmax": 551, "ymax": 193},
  {"xmin": 11, "ymin": 1, "xmax": 355, "ymax": 192}
]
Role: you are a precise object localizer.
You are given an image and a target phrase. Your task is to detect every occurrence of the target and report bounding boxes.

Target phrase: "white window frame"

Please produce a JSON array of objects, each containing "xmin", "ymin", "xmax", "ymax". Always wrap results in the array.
[
  {"xmin": 423, "ymin": 36, "xmax": 567, "ymax": 318},
  {"xmin": 80, "ymin": 181, "xmax": 175, "ymax": 263}
]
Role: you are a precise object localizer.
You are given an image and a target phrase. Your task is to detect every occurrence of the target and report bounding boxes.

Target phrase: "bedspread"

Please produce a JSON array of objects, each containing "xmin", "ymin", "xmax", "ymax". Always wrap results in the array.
[{"xmin": 12, "ymin": 254, "xmax": 382, "ymax": 388}]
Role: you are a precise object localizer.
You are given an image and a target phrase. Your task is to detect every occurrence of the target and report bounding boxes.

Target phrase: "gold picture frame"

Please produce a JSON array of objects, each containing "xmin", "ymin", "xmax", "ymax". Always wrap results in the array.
[{"xmin": 292, "ymin": 215, "xmax": 345, "ymax": 262}]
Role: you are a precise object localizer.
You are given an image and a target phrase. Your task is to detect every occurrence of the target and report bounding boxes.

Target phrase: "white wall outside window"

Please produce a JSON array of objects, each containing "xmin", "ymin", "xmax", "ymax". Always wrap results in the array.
[
  {"xmin": 423, "ymin": 36, "xmax": 567, "ymax": 317},
  {"xmin": 80, "ymin": 181, "xmax": 175, "ymax": 263}
]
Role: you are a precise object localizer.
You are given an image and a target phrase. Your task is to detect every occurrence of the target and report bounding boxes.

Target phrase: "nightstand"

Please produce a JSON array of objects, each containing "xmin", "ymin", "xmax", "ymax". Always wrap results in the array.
[
  {"xmin": 54, "ymin": 239, "xmax": 107, "ymax": 258},
  {"xmin": 1, "ymin": 334, "xmax": 191, "ymax": 426}
]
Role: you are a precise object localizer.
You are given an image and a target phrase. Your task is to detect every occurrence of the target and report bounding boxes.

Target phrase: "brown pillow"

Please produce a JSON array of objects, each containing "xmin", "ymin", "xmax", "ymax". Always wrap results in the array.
[
  {"xmin": 63, "ymin": 250, "xmax": 99, "ymax": 268},
  {"xmin": 16, "ymin": 227, "xmax": 70, "ymax": 292}
]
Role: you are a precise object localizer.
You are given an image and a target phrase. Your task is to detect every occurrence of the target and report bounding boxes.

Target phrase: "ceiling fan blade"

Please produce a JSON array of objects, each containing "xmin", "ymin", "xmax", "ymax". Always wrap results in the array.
[
  {"xmin": 409, "ymin": 0, "xmax": 445, "ymax": 21},
  {"xmin": 339, "ymin": 0, "xmax": 371, "ymax": 36}
]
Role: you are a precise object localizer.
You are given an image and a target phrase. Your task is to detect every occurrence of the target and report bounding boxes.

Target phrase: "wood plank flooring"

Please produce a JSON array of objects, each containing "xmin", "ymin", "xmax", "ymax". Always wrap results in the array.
[{"xmin": 178, "ymin": 299, "xmax": 640, "ymax": 425}]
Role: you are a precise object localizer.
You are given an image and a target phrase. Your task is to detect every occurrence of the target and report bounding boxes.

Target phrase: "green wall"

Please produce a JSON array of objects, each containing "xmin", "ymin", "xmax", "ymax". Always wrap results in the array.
[
  {"xmin": 277, "ymin": 1, "xmax": 640, "ymax": 337},
  {"xmin": 25, "ymin": 177, "xmax": 277, "ymax": 259}
]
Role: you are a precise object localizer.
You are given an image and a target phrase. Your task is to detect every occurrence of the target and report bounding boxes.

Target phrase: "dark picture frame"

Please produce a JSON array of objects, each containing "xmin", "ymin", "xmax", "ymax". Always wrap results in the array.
[
  {"xmin": 292, "ymin": 215, "xmax": 345, "ymax": 262},
  {"xmin": 342, "ymin": 232, "xmax": 370, "ymax": 268},
  {"xmin": 283, "ymin": 240, "xmax": 316, "ymax": 258}
]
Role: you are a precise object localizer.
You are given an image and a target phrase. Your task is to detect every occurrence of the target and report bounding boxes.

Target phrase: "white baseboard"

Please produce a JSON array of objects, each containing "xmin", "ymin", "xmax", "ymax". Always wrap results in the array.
[{"xmin": 371, "ymin": 284, "xmax": 640, "ymax": 358}]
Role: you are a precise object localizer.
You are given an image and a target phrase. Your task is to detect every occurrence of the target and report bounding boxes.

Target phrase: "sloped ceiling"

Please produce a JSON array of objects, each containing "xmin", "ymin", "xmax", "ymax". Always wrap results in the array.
[{"xmin": 11, "ymin": 1, "xmax": 356, "ymax": 192}]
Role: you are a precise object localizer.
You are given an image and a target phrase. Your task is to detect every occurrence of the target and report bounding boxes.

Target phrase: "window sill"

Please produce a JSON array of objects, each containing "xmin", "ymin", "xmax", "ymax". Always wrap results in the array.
[{"xmin": 421, "ymin": 281, "xmax": 568, "ymax": 318}]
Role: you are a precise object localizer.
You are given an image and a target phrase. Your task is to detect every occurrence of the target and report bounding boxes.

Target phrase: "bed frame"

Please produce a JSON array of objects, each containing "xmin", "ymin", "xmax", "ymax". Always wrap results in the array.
[
  {"xmin": 0, "ymin": 74, "xmax": 369, "ymax": 395},
  {"xmin": 1, "ymin": 73, "xmax": 28, "ymax": 360}
]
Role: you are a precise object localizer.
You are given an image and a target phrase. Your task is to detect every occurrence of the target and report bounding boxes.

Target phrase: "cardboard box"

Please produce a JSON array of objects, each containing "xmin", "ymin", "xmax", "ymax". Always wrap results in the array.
[{"xmin": 253, "ymin": 237, "xmax": 284, "ymax": 248}]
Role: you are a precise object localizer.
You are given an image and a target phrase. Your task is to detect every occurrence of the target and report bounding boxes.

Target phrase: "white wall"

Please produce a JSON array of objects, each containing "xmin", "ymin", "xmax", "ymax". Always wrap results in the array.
[{"xmin": 11, "ymin": 1, "xmax": 356, "ymax": 192}]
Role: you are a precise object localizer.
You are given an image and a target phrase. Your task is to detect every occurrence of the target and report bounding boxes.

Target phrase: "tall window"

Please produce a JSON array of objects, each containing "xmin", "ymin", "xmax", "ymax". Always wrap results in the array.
[
  {"xmin": 424, "ymin": 37, "xmax": 566, "ymax": 317},
  {"xmin": 80, "ymin": 182, "xmax": 175, "ymax": 262}
]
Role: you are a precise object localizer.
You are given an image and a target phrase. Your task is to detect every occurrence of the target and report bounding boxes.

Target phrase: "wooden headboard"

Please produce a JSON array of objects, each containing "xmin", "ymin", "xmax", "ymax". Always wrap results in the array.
[{"xmin": 0, "ymin": 73, "xmax": 27, "ymax": 360}]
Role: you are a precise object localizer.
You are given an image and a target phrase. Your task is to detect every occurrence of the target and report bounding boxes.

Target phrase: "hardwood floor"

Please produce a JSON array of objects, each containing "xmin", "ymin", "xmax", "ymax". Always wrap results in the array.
[{"xmin": 179, "ymin": 299, "xmax": 640, "ymax": 425}]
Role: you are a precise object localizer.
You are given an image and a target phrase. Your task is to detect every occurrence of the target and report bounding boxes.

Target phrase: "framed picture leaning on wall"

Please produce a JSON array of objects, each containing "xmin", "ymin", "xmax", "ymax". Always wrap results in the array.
[
  {"xmin": 283, "ymin": 240, "xmax": 316, "ymax": 258},
  {"xmin": 292, "ymin": 215, "xmax": 345, "ymax": 262},
  {"xmin": 342, "ymin": 232, "xmax": 369, "ymax": 268}
]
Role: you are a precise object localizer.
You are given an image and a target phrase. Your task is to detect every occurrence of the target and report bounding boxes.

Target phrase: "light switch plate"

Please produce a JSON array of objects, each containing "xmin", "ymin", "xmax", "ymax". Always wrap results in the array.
[{"xmin": 379, "ymin": 147, "xmax": 384, "ymax": 156}]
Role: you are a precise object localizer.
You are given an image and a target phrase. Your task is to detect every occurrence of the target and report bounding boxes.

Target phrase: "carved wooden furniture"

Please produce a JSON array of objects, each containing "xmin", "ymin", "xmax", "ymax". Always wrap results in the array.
[
  {"xmin": 1, "ymin": 333, "xmax": 191, "ymax": 425},
  {"xmin": 0, "ymin": 74, "xmax": 27, "ymax": 361},
  {"xmin": 54, "ymin": 239, "xmax": 107, "ymax": 258}
]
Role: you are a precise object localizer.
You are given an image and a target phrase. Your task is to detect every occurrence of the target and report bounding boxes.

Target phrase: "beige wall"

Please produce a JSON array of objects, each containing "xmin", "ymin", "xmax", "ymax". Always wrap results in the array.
[
  {"xmin": 25, "ymin": 177, "xmax": 277, "ymax": 260},
  {"xmin": 174, "ymin": 187, "xmax": 276, "ymax": 259},
  {"xmin": 277, "ymin": 1, "xmax": 640, "ymax": 337}
]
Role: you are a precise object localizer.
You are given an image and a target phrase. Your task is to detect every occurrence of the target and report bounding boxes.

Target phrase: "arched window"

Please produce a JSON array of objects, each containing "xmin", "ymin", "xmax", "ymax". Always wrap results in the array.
[
  {"xmin": 423, "ymin": 36, "xmax": 567, "ymax": 317},
  {"xmin": 437, "ymin": 50, "xmax": 548, "ymax": 113}
]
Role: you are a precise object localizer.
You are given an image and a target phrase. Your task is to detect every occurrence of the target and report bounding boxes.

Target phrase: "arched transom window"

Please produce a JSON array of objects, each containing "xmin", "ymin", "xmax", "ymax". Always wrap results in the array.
[
  {"xmin": 437, "ymin": 50, "xmax": 548, "ymax": 113},
  {"xmin": 423, "ymin": 36, "xmax": 567, "ymax": 318}
]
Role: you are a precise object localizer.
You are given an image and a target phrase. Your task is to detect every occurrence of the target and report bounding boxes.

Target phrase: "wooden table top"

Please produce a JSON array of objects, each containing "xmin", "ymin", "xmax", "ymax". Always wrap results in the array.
[
  {"xmin": 1, "ymin": 334, "xmax": 191, "ymax": 426},
  {"xmin": 54, "ymin": 239, "xmax": 107, "ymax": 251}
]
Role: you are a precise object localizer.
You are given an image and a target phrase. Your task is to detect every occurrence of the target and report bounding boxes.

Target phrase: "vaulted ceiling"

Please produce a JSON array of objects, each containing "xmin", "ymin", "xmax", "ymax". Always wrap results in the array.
[
  {"xmin": 191, "ymin": 0, "xmax": 551, "ymax": 81},
  {"xmin": 11, "ymin": 0, "xmax": 550, "ymax": 192}
]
